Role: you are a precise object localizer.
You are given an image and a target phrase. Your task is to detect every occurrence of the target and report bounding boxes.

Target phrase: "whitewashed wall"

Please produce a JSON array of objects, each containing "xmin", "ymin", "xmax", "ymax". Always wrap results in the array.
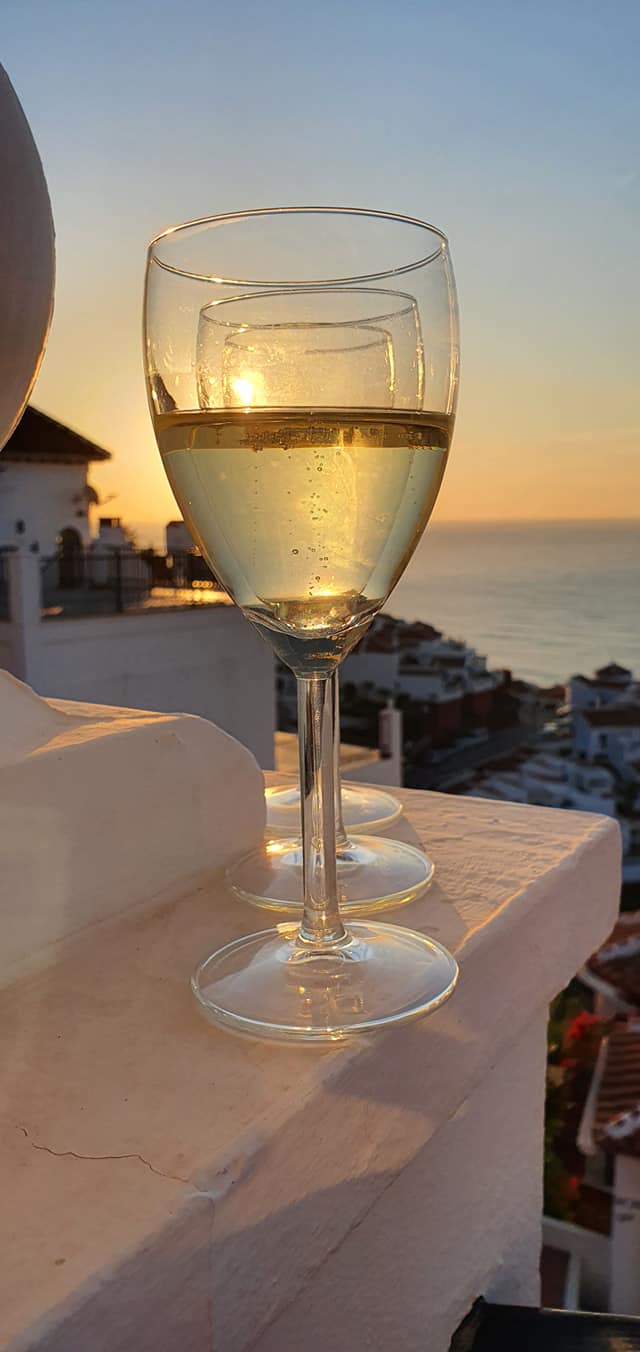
[
  {"xmin": 0, "ymin": 461, "xmax": 94, "ymax": 553},
  {"xmin": 32, "ymin": 608, "xmax": 275, "ymax": 768},
  {"xmin": 3, "ymin": 553, "xmax": 275, "ymax": 768}
]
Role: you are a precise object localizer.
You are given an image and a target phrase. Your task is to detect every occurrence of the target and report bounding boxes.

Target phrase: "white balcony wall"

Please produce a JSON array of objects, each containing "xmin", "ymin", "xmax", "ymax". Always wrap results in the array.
[
  {"xmin": 0, "ymin": 687, "xmax": 622, "ymax": 1352},
  {"xmin": 3, "ymin": 551, "xmax": 275, "ymax": 768}
]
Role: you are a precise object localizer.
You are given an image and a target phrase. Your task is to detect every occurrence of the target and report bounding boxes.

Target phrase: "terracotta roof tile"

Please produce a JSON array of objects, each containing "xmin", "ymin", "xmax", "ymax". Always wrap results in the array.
[
  {"xmin": 587, "ymin": 913, "xmax": 640, "ymax": 1006},
  {"xmin": 594, "ymin": 1019, "xmax": 640, "ymax": 1156},
  {"xmin": 580, "ymin": 707, "xmax": 640, "ymax": 729}
]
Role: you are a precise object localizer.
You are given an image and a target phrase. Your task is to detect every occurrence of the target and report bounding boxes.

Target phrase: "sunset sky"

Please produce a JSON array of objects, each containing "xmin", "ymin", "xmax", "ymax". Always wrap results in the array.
[{"xmin": 4, "ymin": 0, "xmax": 639, "ymax": 543}]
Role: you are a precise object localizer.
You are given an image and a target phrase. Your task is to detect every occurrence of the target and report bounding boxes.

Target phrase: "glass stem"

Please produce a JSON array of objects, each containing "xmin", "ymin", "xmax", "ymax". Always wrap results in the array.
[
  {"xmin": 332, "ymin": 670, "xmax": 349, "ymax": 850},
  {"xmin": 297, "ymin": 673, "xmax": 347, "ymax": 947}
]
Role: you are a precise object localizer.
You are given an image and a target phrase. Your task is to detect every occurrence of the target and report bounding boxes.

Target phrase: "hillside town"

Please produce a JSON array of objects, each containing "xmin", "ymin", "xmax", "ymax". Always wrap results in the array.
[
  {"xmin": 281, "ymin": 613, "xmax": 639, "ymax": 911},
  {"xmin": 276, "ymin": 610, "xmax": 639, "ymax": 1310}
]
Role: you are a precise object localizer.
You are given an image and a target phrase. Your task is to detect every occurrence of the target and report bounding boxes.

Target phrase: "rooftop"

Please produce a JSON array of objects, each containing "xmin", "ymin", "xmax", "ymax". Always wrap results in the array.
[
  {"xmin": 579, "ymin": 707, "xmax": 640, "ymax": 729},
  {"xmin": 595, "ymin": 663, "xmax": 633, "ymax": 681},
  {"xmin": 2, "ymin": 405, "xmax": 112, "ymax": 464},
  {"xmin": 585, "ymin": 912, "xmax": 640, "ymax": 1007},
  {"xmin": 573, "ymin": 674, "xmax": 632, "ymax": 691},
  {"xmin": 594, "ymin": 1019, "xmax": 640, "ymax": 1157}
]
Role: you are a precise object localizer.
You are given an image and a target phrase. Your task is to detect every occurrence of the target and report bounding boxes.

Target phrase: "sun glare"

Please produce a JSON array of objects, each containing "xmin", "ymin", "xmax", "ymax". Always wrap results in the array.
[{"xmin": 232, "ymin": 377, "xmax": 256, "ymax": 405}]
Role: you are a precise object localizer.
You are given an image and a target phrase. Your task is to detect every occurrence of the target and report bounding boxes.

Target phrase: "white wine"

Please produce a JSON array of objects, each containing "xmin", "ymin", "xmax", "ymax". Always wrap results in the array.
[{"xmin": 156, "ymin": 408, "xmax": 450, "ymax": 668}]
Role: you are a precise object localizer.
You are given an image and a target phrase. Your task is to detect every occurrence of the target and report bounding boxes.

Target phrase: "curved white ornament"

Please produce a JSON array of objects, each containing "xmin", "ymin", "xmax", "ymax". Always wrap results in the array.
[{"xmin": 0, "ymin": 65, "xmax": 55, "ymax": 451}]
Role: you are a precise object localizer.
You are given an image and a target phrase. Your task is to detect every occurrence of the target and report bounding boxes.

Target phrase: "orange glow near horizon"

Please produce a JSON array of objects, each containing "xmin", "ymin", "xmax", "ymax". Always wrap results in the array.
[
  {"xmin": 30, "ymin": 379, "xmax": 640, "ymax": 550},
  {"xmin": 29, "ymin": 232, "xmax": 639, "ymax": 548},
  {"xmin": 81, "ymin": 401, "xmax": 640, "ymax": 546}
]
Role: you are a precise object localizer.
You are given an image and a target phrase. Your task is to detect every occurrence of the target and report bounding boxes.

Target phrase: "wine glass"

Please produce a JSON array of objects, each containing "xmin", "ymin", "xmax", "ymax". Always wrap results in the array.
[
  {"xmin": 267, "ymin": 670, "xmax": 404, "ymax": 837},
  {"xmin": 198, "ymin": 288, "xmax": 434, "ymax": 914},
  {"xmin": 265, "ymin": 670, "xmax": 404, "ymax": 836},
  {"xmin": 267, "ymin": 757, "xmax": 404, "ymax": 834},
  {"xmin": 144, "ymin": 207, "xmax": 459, "ymax": 1042}
]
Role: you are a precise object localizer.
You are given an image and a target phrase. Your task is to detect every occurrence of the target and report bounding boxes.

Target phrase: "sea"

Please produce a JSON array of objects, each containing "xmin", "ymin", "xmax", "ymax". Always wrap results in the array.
[
  {"xmin": 135, "ymin": 516, "xmax": 639, "ymax": 688},
  {"xmin": 388, "ymin": 520, "xmax": 640, "ymax": 687}
]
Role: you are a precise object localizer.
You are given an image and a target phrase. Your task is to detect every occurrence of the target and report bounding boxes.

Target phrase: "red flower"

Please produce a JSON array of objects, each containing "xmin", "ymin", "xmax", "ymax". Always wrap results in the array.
[{"xmin": 567, "ymin": 1011, "xmax": 602, "ymax": 1043}]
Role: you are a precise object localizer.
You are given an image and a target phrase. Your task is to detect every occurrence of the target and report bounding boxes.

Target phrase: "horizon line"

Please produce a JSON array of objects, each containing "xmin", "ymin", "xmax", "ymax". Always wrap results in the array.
[
  {"xmin": 125, "ymin": 514, "xmax": 640, "ymax": 531},
  {"xmin": 430, "ymin": 515, "xmax": 640, "ymax": 527}
]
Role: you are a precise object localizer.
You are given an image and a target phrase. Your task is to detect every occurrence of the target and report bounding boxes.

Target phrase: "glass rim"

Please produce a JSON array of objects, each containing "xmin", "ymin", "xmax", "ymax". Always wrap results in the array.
[
  {"xmin": 198, "ymin": 285, "xmax": 419, "ymax": 331},
  {"xmin": 147, "ymin": 206, "xmax": 448, "ymax": 287}
]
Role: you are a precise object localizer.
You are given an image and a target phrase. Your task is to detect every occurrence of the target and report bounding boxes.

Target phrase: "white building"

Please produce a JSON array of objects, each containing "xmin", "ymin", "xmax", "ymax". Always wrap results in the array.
[
  {"xmin": 0, "ymin": 405, "xmax": 109, "ymax": 556},
  {"xmin": 94, "ymin": 517, "xmax": 132, "ymax": 550},
  {"xmin": 340, "ymin": 613, "xmax": 404, "ymax": 693},
  {"xmin": 606, "ymin": 730, "xmax": 640, "ymax": 785},
  {"xmin": 574, "ymin": 707, "xmax": 640, "ymax": 766},
  {"xmin": 568, "ymin": 665, "xmax": 638, "ymax": 713},
  {"xmin": 470, "ymin": 752, "xmax": 616, "ymax": 816},
  {"xmin": 0, "ymin": 408, "xmax": 276, "ymax": 768},
  {"xmin": 166, "ymin": 519, "xmax": 195, "ymax": 553},
  {"xmin": 619, "ymin": 818, "xmax": 640, "ymax": 883},
  {"xmin": 342, "ymin": 612, "xmax": 501, "ymax": 707}
]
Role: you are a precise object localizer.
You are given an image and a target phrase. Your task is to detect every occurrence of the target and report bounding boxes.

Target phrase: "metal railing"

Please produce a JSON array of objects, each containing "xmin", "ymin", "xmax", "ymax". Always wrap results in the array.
[{"xmin": 41, "ymin": 548, "xmax": 226, "ymax": 619}]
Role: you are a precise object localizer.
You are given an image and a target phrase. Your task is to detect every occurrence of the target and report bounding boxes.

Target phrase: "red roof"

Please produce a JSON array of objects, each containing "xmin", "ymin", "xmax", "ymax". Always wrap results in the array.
[
  {"xmin": 355, "ymin": 615, "xmax": 443, "ymax": 655},
  {"xmin": 587, "ymin": 912, "xmax": 640, "ymax": 1006},
  {"xmin": 579, "ymin": 706, "xmax": 640, "ymax": 729},
  {"xmin": 596, "ymin": 663, "xmax": 632, "ymax": 681},
  {"xmin": 573, "ymin": 674, "xmax": 632, "ymax": 691},
  {"xmin": 594, "ymin": 1019, "xmax": 640, "ymax": 1157},
  {"xmin": 397, "ymin": 626, "xmax": 442, "ymax": 648}
]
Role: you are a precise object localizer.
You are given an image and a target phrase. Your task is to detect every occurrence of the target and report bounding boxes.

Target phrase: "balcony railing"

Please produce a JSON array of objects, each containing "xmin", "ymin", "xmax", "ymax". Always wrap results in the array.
[{"xmin": 40, "ymin": 547, "xmax": 227, "ymax": 618}]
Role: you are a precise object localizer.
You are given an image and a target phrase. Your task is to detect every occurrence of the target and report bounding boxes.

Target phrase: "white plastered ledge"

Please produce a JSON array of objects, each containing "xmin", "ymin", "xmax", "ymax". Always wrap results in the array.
[{"xmin": 0, "ymin": 685, "xmax": 622, "ymax": 1352}]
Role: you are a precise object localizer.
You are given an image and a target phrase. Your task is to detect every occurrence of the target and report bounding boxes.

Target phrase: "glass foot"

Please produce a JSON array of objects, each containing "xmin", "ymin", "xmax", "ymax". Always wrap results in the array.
[
  {"xmin": 227, "ymin": 835, "xmax": 434, "ymax": 916},
  {"xmin": 192, "ymin": 921, "xmax": 458, "ymax": 1043},
  {"xmin": 265, "ymin": 782, "xmax": 403, "ymax": 835}
]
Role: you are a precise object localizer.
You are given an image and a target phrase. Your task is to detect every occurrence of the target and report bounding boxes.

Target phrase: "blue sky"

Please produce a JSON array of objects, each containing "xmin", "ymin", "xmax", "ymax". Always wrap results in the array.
[{"xmin": 4, "ymin": 0, "xmax": 639, "ymax": 537}]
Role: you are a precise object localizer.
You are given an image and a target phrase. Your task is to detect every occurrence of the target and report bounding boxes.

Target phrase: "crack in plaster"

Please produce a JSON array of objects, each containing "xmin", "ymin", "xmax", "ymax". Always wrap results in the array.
[
  {"xmin": 17, "ymin": 1125, "xmax": 191, "ymax": 1186},
  {"xmin": 17, "ymin": 1124, "xmax": 219, "ymax": 1348}
]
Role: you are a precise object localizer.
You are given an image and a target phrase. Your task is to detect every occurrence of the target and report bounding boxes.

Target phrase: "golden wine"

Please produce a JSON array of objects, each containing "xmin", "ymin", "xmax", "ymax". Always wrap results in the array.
[{"xmin": 156, "ymin": 408, "xmax": 450, "ymax": 668}]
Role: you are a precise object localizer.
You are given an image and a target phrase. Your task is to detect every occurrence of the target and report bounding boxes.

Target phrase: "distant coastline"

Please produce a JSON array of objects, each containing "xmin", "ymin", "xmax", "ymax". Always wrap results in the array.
[
  {"xmin": 387, "ymin": 519, "xmax": 640, "ymax": 687},
  {"xmin": 131, "ymin": 516, "xmax": 640, "ymax": 547}
]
